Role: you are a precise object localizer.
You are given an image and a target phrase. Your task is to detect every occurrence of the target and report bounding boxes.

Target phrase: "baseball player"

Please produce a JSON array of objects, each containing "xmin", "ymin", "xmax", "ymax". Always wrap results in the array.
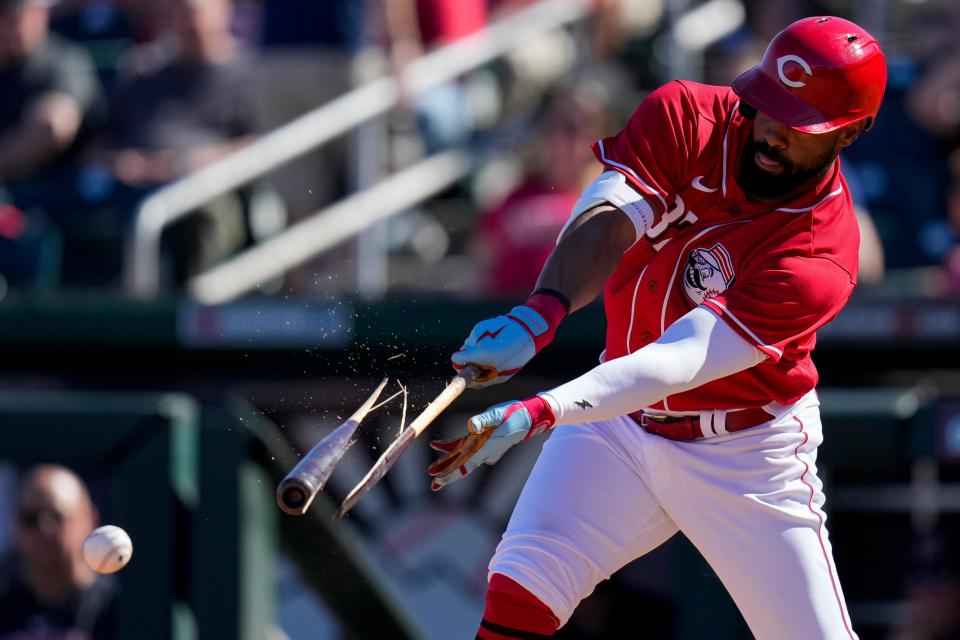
[{"xmin": 428, "ymin": 16, "xmax": 886, "ymax": 640}]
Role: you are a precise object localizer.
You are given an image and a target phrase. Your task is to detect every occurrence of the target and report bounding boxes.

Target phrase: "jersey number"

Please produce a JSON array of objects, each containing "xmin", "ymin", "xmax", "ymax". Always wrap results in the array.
[{"xmin": 647, "ymin": 194, "xmax": 698, "ymax": 244}]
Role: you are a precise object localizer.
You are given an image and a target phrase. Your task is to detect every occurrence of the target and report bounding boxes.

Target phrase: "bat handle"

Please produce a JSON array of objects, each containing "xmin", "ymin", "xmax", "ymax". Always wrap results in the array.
[{"xmin": 458, "ymin": 363, "xmax": 482, "ymax": 385}]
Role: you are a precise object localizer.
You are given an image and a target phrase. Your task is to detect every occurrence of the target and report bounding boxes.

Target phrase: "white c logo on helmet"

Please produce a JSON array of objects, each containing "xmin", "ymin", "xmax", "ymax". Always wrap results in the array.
[{"xmin": 776, "ymin": 55, "xmax": 812, "ymax": 88}]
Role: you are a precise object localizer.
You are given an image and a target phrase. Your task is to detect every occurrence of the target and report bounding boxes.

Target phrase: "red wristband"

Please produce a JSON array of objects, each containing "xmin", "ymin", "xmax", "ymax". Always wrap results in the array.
[
  {"xmin": 514, "ymin": 292, "xmax": 568, "ymax": 352},
  {"xmin": 521, "ymin": 395, "xmax": 557, "ymax": 439},
  {"xmin": 525, "ymin": 292, "xmax": 569, "ymax": 327}
]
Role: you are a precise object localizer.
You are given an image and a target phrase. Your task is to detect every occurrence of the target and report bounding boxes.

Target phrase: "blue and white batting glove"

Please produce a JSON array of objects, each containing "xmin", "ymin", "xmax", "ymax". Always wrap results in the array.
[
  {"xmin": 427, "ymin": 395, "xmax": 557, "ymax": 491},
  {"xmin": 451, "ymin": 291, "xmax": 569, "ymax": 388}
]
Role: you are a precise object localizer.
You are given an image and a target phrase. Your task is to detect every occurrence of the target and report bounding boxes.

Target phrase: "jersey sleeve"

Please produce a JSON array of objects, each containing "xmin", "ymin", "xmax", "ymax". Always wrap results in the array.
[
  {"xmin": 701, "ymin": 255, "xmax": 854, "ymax": 362},
  {"xmin": 592, "ymin": 80, "xmax": 698, "ymax": 215}
]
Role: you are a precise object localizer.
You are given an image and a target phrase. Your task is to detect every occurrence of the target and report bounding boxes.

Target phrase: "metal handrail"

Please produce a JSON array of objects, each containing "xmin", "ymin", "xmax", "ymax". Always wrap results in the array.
[
  {"xmin": 189, "ymin": 149, "xmax": 473, "ymax": 304},
  {"xmin": 124, "ymin": 0, "xmax": 594, "ymax": 298}
]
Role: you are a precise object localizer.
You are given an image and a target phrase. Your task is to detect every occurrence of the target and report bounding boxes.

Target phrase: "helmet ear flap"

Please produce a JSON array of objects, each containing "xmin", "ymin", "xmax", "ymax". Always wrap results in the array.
[{"xmin": 738, "ymin": 102, "xmax": 757, "ymax": 119}]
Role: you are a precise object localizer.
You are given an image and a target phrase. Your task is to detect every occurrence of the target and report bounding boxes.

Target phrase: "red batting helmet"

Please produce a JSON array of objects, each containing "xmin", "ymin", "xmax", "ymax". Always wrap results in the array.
[{"xmin": 732, "ymin": 16, "xmax": 887, "ymax": 134}]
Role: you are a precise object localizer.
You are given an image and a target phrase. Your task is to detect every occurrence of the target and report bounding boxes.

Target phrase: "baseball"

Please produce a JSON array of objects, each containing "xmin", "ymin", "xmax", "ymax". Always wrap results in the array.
[{"xmin": 82, "ymin": 525, "xmax": 133, "ymax": 574}]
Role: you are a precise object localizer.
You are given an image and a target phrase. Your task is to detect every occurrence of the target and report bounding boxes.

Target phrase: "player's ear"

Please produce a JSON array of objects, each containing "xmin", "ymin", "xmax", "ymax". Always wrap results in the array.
[{"xmin": 836, "ymin": 120, "xmax": 866, "ymax": 148}]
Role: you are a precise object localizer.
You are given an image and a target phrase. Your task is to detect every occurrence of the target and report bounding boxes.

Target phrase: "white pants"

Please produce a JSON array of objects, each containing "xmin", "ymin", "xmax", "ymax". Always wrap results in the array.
[{"xmin": 488, "ymin": 391, "xmax": 857, "ymax": 639}]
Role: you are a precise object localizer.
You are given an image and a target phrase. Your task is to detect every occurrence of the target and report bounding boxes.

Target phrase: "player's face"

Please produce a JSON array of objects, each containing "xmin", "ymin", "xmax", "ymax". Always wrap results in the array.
[{"xmin": 738, "ymin": 109, "xmax": 858, "ymax": 202}]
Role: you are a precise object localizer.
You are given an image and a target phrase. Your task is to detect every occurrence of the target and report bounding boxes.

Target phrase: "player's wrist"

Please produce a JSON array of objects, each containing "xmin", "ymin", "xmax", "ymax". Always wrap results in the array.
[
  {"xmin": 507, "ymin": 291, "xmax": 569, "ymax": 353},
  {"xmin": 520, "ymin": 395, "xmax": 557, "ymax": 439},
  {"xmin": 529, "ymin": 288, "xmax": 571, "ymax": 315}
]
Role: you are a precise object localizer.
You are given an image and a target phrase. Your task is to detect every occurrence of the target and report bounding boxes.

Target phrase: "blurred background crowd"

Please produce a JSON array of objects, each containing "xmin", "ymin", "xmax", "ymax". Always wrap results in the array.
[
  {"xmin": 2, "ymin": 0, "xmax": 960, "ymax": 639},
  {"xmin": 1, "ymin": 0, "xmax": 958, "ymax": 299}
]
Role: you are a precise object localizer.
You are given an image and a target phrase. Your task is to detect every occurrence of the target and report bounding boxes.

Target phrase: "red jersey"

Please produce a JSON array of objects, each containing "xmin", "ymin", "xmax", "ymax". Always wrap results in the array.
[
  {"xmin": 594, "ymin": 80, "xmax": 858, "ymax": 410},
  {"xmin": 481, "ymin": 177, "xmax": 579, "ymax": 296},
  {"xmin": 416, "ymin": 0, "xmax": 487, "ymax": 47}
]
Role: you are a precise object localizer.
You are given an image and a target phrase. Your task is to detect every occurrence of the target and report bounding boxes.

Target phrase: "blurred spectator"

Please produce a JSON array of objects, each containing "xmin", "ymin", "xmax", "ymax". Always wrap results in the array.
[
  {"xmin": 743, "ymin": 0, "xmax": 811, "ymax": 43},
  {"xmin": 0, "ymin": 0, "xmax": 105, "ymax": 188},
  {"xmin": 889, "ymin": 531, "xmax": 960, "ymax": 640},
  {"xmin": 944, "ymin": 152, "xmax": 960, "ymax": 294},
  {"xmin": 383, "ymin": 0, "xmax": 487, "ymax": 152},
  {"xmin": 250, "ymin": 0, "xmax": 370, "ymax": 292},
  {"xmin": 0, "ymin": 0, "xmax": 106, "ymax": 290},
  {"xmin": 96, "ymin": 0, "xmax": 255, "ymax": 283},
  {"xmin": 0, "ymin": 464, "xmax": 117, "ymax": 640},
  {"xmin": 703, "ymin": 28, "xmax": 763, "ymax": 89},
  {"xmin": 475, "ymin": 88, "xmax": 608, "ymax": 297},
  {"xmin": 841, "ymin": 158, "xmax": 886, "ymax": 287},
  {"xmin": 907, "ymin": 44, "xmax": 960, "ymax": 290},
  {"xmin": 49, "ymin": 0, "xmax": 132, "ymax": 45},
  {"xmin": 104, "ymin": 0, "xmax": 253, "ymax": 186},
  {"xmin": 254, "ymin": 0, "xmax": 366, "ymax": 220},
  {"xmin": 47, "ymin": 0, "xmax": 136, "ymax": 89},
  {"xmin": 904, "ymin": 38, "xmax": 960, "ymax": 141}
]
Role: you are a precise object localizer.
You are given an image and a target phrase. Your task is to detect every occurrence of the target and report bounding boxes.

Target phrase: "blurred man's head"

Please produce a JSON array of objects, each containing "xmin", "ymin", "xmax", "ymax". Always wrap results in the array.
[
  {"xmin": 168, "ymin": 0, "xmax": 234, "ymax": 62},
  {"xmin": 0, "ymin": 0, "xmax": 51, "ymax": 64},
  {"xmin": 14, "ymin": 465, "xmax": 98, "ymax": 579},
  {"xmin": 538, "ymin": 89, "xmax": 609, "ymax": 189}
]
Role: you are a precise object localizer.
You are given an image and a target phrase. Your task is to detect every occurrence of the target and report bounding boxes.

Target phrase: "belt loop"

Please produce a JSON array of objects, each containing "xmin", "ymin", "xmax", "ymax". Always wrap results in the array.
[
  {"xmin": 713, "ymin": 410, "xmax": 728, "ymax": 435},
  {"xmin": 698, "ymin": 410, "xmax": 728, "ymax": 437},
  {"xmin": 697, "ymin": 410, "xmax": 712, "ymax": 437}
]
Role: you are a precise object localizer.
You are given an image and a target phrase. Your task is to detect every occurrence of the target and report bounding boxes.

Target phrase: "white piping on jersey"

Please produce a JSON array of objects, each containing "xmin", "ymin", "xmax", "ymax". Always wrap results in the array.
[
  {"xmin": 706, "ymin": 299, "xmax": 784, "ymax": 359},
  {"xmin": 775, "ymin": 186, "xmax": 843, "ymax": 213},
  {"xmin": 691, "ymin": 176, "xmax": 718, "ymax": 193},
  {"xmin": 596, "ymin": 139, "xmax": 668, "ymax": 211},
  {"xmin": 659, "ymin": 220, "xmax": 751, "ymax": 410},
  {"xmin": 625, "ymin": 265, "xmax": 649, "ymax": 354},
  {"xmin": 721, "ymin": 102, "xmax": 738, "ymax": 198}
]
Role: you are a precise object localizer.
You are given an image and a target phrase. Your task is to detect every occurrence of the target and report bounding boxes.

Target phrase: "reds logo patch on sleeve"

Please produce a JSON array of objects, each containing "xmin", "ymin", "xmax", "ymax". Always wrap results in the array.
[{"xmin": 683, "ymin": 243, "xmax": 736, "ymax": 305}]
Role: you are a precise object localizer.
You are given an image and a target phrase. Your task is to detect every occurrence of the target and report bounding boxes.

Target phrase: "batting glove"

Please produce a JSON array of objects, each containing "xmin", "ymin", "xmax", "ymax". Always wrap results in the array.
[
  {"xmin": 451, "ymin": 291, "xmax": 569, "ymax": 388},
  {"xmin": 427, "ymin": 395, "xmax": 556, "ymax": 491}
]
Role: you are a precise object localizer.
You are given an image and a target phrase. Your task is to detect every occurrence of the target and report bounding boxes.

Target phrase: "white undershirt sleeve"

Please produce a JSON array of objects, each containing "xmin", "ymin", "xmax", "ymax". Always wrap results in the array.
[
  {"xmin": 541, "ymin": 306, "xmax": 767, "ymax": 425},
  {"xmin": 557, "ymin": 170, "xmax": 656, "ymax": 246}
]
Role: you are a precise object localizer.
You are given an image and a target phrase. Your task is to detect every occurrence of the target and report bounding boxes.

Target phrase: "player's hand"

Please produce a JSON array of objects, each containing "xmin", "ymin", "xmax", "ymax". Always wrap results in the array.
[
  {"xmin": 451, "ymin": 292, "xmax": 568, "ymax": 388},
  {"xmin": 427, "ymin": 396, "xmax": 556, "ymax": 491}
]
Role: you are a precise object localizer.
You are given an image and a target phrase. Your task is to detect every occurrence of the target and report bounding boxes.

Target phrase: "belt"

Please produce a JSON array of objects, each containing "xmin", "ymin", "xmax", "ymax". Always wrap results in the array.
[{"xmin": 629, "ymin": 406, "xmax": 775, "ymax": 441}]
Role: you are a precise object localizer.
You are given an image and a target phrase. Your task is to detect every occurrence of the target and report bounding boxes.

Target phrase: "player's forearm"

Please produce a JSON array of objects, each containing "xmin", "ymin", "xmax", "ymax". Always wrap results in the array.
[
  {"xmin": 534, "ymin": 204, "xmax": 635, "ymax": 312},
  {"xmin": 541, "ymin": 306, "xmax": 766, "ymax": 425}
]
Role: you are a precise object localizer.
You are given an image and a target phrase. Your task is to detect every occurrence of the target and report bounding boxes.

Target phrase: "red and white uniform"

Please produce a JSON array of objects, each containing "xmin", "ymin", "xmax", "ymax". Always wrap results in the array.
[
  {"xmin": 598, "ymin": 80, "xmax": 857, "ymax": 410},
  {"xmin": 488, "ymin": 81, "xmax": 861, "ymax": 639}
]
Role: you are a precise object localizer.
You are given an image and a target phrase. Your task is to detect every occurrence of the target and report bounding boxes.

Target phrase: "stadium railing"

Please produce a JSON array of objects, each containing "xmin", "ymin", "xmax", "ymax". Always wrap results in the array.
[
  {"xmin": 124, "ymin": 0, "xmax": 597, "ymax": 300},
  {"xmin": 125, "ymin": 0, "xmax": 749, "ymax": 302}
]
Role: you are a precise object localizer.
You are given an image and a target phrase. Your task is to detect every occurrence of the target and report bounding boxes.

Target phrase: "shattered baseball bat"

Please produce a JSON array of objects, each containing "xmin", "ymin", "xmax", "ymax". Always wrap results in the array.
[
  {"xmin": 276, "ymin": 378, "xmax": 389, "ymax": 515},
  {"xmin": 336, "ymin": 365, "xmax": 480, "ymax": 518}
]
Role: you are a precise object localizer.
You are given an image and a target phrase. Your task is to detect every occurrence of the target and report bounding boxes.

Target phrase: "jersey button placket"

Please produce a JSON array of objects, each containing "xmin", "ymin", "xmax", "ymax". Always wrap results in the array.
[{"xmin": 642, "ymin": 282, "xmax": 657, "ymax": 342}]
